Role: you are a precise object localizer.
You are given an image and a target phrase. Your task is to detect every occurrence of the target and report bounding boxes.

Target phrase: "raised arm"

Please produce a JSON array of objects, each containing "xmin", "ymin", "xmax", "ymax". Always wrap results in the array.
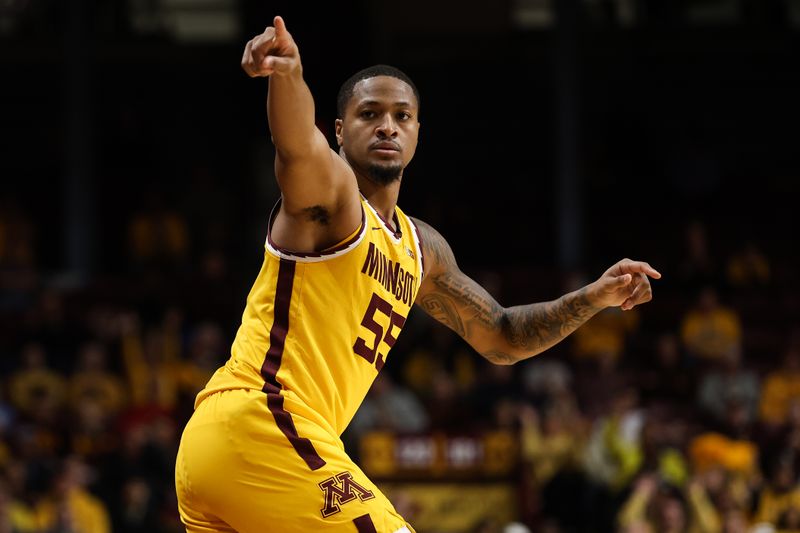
[
  {"xmin": 241, "ymin": 16, "xmax": 360, "ymax": 251},
  {"xmin": 412, "ymin": 218, "xmax": 661, "ymax": 365}
]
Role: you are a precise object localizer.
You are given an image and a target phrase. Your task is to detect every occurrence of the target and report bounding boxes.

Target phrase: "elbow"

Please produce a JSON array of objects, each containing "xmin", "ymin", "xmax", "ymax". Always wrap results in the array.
[{"xmin": 482, "ymin": 312, "xmax": 544, "ymax": 365}]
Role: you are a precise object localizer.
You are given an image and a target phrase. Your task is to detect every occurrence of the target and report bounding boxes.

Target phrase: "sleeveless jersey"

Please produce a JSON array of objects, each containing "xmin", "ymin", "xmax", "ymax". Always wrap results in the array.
[{"xmin": 196, "ymin": 197, "xmax": 425, "ymax": 440}]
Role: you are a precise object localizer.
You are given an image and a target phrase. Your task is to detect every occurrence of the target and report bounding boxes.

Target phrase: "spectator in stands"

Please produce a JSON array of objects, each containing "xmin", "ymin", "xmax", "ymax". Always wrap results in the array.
[
  {"xmin": 687, "ymin": 431, "xmax": 759, "ymax": 519},
  {"xmin": 520, "ymin": 358, "xmax": 573, "ymax": 406},
  {"xmin": 119, "ymin": 312, "xmax": 179, "ymax": 411},
  {"xmin": 402, "ymin": 323, "xmax": 476, "ymax": 398},
  {"xmin": 518, "ymin": 355, "xmax": 584, "ymax": 525},
  {"xmin": 8, "ymin": 342, "xmax": 65, "ymax": 420},
  {"xmin": 697, "ymin": 343, "xmax": 760, "ymax": 430},
  {"xmin": 472, "ymin": 361, "xmax": 524, "ymax": 430},
  {"xmin": 68, "ymin": 341, "xmax": 127, "ymax": 420},
  {"xmin": 127, "ymin": 186, "xmax": 189, "ymax": 274},
  {"xmin": 34, "ymin": 456, "xmax": 111, "ymax": 533},
  {"xmin": 424, "ymin": 368, "xmax": 470, "ymax": 434},
  {"xmin": 584, "ymin": 385, "xmax": 645, "ymax": 492},
  {"xmin": 175, "ymin": 321, "xmax": 225, "ymax": 403},
  {"xmin": 117, "ymin": 476, "xmax": 160, "ymax": 533},
  {"xmin": 753, "ymin": 454, "xmax": 800, "ymax": 528},
  {"xmin": 680, "ymin": 286, "xmax": 743, "ymax": 364},
  {"xmin": 726, "ymin": 240, "xmax": 771, "ymax": 289},
  {"xmin": 574, "ymin": 343, "xmax": 632, "ymax": 419},
  {"xmin": 111, "ymin": 409, "xmax": 179, "ymax": 532},
  {"xmin": 758, "ymin": 397, "xmax": 800, "ymax": 500},
  {"xmin": 639, "ymin": 332, "xmax": 696, "ymax": 412},
  {"xmin": 617, "ymin": 473, "xmax": 721, "ymax": 533},
  {"xmin": 518, "ymin": 399, "xmax": 587, "ymax": 496},
  {"xmin": 70, "ymin": 397, "xmax": 119, "ymax": 466},
  {"xmin": 0, "ymin": 477, "xmax": 36, "ymax": 533},
  {"xmin": 760, "ymin": 346, "xmax": 800, "ymax": 428},
  {"xmin": 348, "ymin": 373, "xmax": 429, "ymax": 440},
  {"xmin": 570, "ymin": 306, "xmax": 639, "ymax": 365}
]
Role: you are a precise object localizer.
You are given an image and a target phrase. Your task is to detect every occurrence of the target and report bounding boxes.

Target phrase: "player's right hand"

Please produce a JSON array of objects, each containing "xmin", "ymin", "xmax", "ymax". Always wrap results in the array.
[{"xmin": 241, "ymin": 16, "xmax": 299, "ymax": 78}]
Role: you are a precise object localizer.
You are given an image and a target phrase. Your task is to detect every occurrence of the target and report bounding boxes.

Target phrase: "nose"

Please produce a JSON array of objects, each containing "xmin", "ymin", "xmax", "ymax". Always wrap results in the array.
[{"xmin": 375, "ymin": 114, "xmax": 398, "ymax": 138}]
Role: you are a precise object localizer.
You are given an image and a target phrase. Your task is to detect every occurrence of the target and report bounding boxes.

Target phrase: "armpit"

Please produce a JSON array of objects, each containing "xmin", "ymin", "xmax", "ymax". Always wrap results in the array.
[{"xmin": 303, "ymin": 205, "xmax": 331, "ymax": 225}]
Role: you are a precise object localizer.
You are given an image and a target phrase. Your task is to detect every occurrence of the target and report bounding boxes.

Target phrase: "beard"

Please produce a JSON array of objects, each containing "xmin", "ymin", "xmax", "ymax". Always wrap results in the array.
[{"xmin": 367, "ymin": 162, "xmax": 403, "ymax": 185}]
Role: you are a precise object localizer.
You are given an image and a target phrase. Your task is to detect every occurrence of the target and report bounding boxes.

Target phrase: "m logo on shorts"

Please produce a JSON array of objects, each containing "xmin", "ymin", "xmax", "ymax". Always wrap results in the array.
[{"xmin": 319, "ymin": 471, "xmax": 375, "ymax": 518}]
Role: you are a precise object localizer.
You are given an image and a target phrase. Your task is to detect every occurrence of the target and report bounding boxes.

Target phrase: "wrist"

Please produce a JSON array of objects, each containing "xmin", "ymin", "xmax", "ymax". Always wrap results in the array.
[{"xmin": 583, "ymin": 281, "xmax": 607, "ymax": 311}]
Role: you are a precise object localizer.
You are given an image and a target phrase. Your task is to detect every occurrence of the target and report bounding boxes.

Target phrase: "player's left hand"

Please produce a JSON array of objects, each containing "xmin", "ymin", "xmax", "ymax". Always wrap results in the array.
[{"xmin": 589, "ymin": 258, "xmax": 661, "ymax": 311}]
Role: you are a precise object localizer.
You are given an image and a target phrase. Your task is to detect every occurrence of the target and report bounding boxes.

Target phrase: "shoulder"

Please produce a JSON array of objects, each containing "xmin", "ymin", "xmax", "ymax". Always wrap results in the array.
[{"xmin": 409, "ymin": 217, "xmax": 458, "ymax": 273}]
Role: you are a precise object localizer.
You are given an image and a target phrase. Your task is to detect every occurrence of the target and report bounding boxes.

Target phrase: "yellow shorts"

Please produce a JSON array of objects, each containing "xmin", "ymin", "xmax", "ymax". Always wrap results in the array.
[{"xmin": 175, "ymin": 389, "xmax": 413, "ymax": 533}]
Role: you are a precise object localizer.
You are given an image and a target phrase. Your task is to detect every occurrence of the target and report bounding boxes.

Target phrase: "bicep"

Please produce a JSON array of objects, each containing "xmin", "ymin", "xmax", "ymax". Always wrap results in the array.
[{"xmin": 274, "ymin": 128, "xmax": 358, "ymax": 216}]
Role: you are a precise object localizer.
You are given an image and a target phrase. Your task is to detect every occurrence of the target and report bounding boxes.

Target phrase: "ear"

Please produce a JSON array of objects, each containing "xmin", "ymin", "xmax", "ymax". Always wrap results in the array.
[{"xmin": 335, "ymin": 119, "xmax": 344, "ymax": 147}]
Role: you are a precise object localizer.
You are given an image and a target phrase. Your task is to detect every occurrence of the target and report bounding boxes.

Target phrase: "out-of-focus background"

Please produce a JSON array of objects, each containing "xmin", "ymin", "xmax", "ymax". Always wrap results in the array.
[{"xmin": 2, "ymin": 0, "xmax": 800, "ymax": 532}]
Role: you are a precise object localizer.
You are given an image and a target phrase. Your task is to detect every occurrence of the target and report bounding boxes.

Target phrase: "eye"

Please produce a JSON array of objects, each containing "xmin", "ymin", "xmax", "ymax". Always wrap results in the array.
[
  {"xmin": 397, "ymin": 111, "xmax": 411, "ymax": 121},
  {"xmin": 359, "ymin": 110, "xmax": 376, "ymax": 119}
]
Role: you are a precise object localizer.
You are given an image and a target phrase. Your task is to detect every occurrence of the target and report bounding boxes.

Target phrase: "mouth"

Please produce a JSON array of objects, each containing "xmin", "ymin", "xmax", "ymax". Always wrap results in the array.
[{"xmin": 370, "ymin": 141, "xmax": 401, "ymax": 156}]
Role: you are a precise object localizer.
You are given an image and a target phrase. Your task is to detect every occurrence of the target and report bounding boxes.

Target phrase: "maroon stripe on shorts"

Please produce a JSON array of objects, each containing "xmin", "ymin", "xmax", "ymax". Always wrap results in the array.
[
  {"xmin": 353, "ymin": 514, "xmax": 378, "ymax": 533},
  {"xmin": 260, "ymin": 258, "xmax": 326, "ymax": 471}
]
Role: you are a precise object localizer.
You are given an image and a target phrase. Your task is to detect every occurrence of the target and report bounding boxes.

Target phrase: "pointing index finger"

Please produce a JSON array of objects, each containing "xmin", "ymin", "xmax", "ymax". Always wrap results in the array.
[
  {"xmin": 273, "ymin": 16, "xmax": 289, "ymax": 38},
  {"xmin": 627, "ymin": 260, "xmax": 661, "ymax": 279}
]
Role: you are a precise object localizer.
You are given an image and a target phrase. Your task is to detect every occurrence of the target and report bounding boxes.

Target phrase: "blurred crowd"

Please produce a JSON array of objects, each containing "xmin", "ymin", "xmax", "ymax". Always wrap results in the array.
[{"xmin": 1, "ymin": 191, "xmax": 799, "ymax": 533}]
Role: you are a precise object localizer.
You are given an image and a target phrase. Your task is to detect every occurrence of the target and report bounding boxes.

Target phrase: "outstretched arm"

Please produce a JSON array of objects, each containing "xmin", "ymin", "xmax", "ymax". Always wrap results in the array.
[
  {"xmin": 241, "ymin": 17, "xmax": 360, "ymax": 250},
  {"xmin": 412, "ymin": 218, "xmax": 661, "ymax": 365}
]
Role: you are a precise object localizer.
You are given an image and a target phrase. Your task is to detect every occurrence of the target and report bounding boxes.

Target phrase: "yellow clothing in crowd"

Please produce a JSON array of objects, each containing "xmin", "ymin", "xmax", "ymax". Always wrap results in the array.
[
  {"xmin": 618, "ymin": 482, "xmax": 721, "ymax": 533},
  {"xmin": 571, "ymin": 307, "xmax": 639, "ymax": 361},
  {"xmin": 35, "ymin": 489, "xmax": 111, "ymax": 533},
  {"xmin": 680, "ymin": 308, "xmax": 742, "ymax": 361},
  {"xmin": 760, "ymin": 371, "xmax": 800, "ymax": 426},
  {"xmin": 69, "ymin": 372, "xmax": 127, "ymax": 416},
  {"xmin": 520, "ymin": 417, "xmax": 584, "ymax": 487},
  {"xmin": 9, "ymin": 369, "xmax": 66, "ymax": 414},
  {"xmin": 754, "ymin": 488, "xmax": 800, "ymax": 527},
  {"xmin": 688, "ymin": 432, "xmax": 757, "ymax": 475},
  {"xmin": 128, "ymin": 212, "xmax": 188, "ymax": 261}
]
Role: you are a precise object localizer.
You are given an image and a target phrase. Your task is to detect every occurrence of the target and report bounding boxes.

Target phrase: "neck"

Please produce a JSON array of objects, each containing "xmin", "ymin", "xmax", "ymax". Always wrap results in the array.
[
  {"xmin": 357, "ymin": 175, "xmax": 401, "ymax": 222},
  {"xmin": 339, "ymin": 148, "xmax": 402, "ymax": 223}
]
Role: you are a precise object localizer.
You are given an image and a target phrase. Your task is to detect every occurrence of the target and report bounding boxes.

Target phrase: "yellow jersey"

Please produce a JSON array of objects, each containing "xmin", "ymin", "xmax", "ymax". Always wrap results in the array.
[{"xmin": 196, "ymin": 197, "xmax": 424, "ymax": 468}]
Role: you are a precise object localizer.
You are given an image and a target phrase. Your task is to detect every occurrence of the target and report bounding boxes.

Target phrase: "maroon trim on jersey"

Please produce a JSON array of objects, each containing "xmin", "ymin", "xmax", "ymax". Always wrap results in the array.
[
  {"xmin": 260, "ymin": 258, "xmax": 326, "ymax": 471},
  {"xmin": 266, "ymin": 199, "xmax": 366, "ymax": 258},
  {"xmin": 410, "ymin": 218, "xmax": 426, "ymax": 279},
  {"xmin": 353, "ymin": 514, "xmax": 378, "ymax": 533},
  {"xmin": 365, "ymin": 198, "xmax": 403, "ymax": 239}
]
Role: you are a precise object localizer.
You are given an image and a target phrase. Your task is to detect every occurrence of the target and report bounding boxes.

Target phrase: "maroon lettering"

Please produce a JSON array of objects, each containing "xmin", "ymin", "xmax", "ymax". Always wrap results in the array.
[
  {"xmin": 353, "ymin": 293, "xmax": 393, "ymax": 364},
  {"xmin": 376, "ymin": 310, "xmax": 406, "ymax": 371},
  {"xmin": 360, "ymin": 242, "xmax": 379, "ymax": 276},
  {"xmin": 354, "ymin": 293, "xmax": 407, "ymax": 371},
  {"xmin": 361, "ymin": 244, "xmax": 418, "ymax": 303},
  {"xmin": 386, "ymin": 261, "xmax": 400, "ymax": 295}
]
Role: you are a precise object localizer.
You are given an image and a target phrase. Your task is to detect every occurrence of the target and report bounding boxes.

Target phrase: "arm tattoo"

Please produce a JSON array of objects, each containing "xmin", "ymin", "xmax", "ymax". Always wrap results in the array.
[
  {"xmin": 429, "ymin": 273, "xmax": 503, "ymax": 330},
  {"xmin": 412, "ymin": 217, "xmax": 601, "ymax": 363},
  {"xmin": 419, "ymin": 292, "xmax": 467, "ymax": 337},
  {"xmin": 501, "ymin": 288, "xmax": 598, "ymax": 352}
]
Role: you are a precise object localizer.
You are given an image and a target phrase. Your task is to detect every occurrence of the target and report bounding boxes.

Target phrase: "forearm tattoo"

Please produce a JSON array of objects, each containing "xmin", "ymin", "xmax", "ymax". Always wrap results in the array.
[{"xmin": 413, "ymin": 217, "xmax": 600, "ymax": 363}]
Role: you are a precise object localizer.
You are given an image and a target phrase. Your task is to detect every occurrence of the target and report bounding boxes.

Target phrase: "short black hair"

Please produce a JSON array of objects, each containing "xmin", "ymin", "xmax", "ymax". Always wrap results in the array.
[{"xmin": 336, "ymin": 64, "xmax": 420, "ymax": 119}]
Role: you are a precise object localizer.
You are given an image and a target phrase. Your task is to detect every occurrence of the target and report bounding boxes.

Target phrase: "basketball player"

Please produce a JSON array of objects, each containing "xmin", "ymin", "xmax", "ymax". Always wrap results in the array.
[{"xmin": 175, "ymin": 16, "xmax": 661, "ymax": 533}]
